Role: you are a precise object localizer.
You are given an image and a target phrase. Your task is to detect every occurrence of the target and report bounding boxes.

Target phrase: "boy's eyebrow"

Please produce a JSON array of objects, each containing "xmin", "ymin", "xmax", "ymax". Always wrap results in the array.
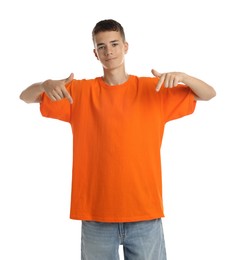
[
  {"xmin": 96, "ymin": 40, "xmax": 119, "ymax": 47},
  {"xmin": 110, "ymin": 40, "xmax": 119, "ymax": 43}
]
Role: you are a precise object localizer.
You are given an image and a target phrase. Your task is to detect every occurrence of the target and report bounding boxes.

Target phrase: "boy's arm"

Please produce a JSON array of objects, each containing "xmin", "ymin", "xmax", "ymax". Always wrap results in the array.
[
  {"xmin": 19, "ymin": 73, "xmax": 74, "ymax": 104},
  {"xmin": 151, "ymin": 69, "xmax": 216, "ymax": 101},
  {"xmin": 19, "ymin": 82, "xmax": 44, "ymax": 103}
]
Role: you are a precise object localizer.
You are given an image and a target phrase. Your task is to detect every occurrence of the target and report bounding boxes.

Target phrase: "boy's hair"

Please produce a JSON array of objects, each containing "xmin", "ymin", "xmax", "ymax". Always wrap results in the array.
[{"xmin": 92, "ymin": 19, "xmax": 126, "ymax": 42}]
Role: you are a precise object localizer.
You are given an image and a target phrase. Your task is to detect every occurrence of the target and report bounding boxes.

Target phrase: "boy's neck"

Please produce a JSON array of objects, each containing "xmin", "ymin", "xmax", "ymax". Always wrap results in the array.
[{"xmin": 102, "ymin": 67, "xmax": 129, "ymax": 86}]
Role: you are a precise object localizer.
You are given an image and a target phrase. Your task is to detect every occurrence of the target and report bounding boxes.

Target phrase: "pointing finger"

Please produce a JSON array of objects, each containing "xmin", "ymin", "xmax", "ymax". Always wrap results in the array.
[
  {"xmin": 62, "ymin": 73, "xmax": 74, "ymax": 103},
  {"xmin": 62, "ymin": 87, "xmax": 73, "ymax": 104},
  {"xmin": 156, "ymin": 74, "xmax": 165, "ymax": 92}
]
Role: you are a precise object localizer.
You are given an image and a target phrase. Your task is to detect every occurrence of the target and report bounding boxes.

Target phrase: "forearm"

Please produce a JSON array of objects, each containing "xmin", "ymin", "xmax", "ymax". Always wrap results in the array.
[
  {"xmin": 182, "ymin": 74, "xmax": 216, "ymax": 101},
  {"xmin": 19, "ymin": 82, "xmax": 44, "ymax": 103}
]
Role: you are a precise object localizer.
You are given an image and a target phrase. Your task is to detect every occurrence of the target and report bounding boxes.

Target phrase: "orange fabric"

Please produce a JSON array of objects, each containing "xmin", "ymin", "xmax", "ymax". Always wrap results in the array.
[{"xmin": 40, "ymin": 75, "xmax": 196, "ymax": 222}]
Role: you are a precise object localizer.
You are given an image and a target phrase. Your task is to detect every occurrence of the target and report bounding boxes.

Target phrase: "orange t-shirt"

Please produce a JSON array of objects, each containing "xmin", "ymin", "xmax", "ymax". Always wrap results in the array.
[{"xmin": 40, "ymin": 75, "xmax": 196, "ymax": 222}]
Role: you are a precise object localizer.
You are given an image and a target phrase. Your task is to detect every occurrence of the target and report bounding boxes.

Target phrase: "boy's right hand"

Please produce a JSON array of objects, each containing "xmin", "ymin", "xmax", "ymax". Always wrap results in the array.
[{"xmin": 42, "ymin": 73, "xmax": 74, "ymax": 104}]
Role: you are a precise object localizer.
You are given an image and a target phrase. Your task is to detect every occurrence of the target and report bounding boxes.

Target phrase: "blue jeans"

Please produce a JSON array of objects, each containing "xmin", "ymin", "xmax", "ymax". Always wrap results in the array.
[{"xmin": 81, "ymin": 219, "xmax": 167, "ymax": 260}]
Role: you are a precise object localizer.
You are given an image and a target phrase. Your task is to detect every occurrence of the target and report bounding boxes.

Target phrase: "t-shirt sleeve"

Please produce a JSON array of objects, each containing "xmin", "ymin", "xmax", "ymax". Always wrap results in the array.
[
  {"xmin": 40, "ymin": 80, "xmax": 74, "ymax": 123},
  {"xmin": 160, "ymin": 84, "xmax": 197, "ymax": 123}
]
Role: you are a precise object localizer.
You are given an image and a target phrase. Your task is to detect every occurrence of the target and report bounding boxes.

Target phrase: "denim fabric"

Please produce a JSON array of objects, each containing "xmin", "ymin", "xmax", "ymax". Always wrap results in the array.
[{"xmin": 81, "ymin": 219, "xmax": 167, "ymax": 260}]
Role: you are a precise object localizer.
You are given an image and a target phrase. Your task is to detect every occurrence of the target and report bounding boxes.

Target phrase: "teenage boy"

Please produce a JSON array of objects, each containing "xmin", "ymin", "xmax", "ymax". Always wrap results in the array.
[{"xmin": 20, "ymin": 19, "xmax": 216, "ymax": 260}]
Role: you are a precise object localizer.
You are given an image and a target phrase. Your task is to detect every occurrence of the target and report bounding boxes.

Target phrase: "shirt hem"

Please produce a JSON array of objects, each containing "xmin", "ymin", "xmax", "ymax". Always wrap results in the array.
[{"xmin": 69, "ymin": 213, "xmax": 165, "ymax": 223}]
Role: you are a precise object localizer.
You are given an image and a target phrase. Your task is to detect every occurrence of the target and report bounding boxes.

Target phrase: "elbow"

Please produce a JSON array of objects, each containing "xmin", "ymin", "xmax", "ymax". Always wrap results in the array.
[
  {"xmin": 19, "ymin": 92, "xmax": 27, "ymax": 103},
  {"xmin": 19, "ymin": 92, "xmax": 35, "ymax": 104},
  {"xmin": 206, "ymin": 88, "xmax": 217, "ymax": 101},
  {"xmin": 197, "ymin": 87, "xmax": 216, "ymax": 101},
  {"xmin": 19, "ymin": 92, "xmax": 30, "ymax": 103}
]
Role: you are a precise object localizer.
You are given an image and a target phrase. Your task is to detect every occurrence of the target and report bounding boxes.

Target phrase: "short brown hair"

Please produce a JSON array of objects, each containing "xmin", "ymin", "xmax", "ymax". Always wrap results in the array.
[{"xmin": 92, "ymin": 19, "xmax": 126, "ymax": 42}]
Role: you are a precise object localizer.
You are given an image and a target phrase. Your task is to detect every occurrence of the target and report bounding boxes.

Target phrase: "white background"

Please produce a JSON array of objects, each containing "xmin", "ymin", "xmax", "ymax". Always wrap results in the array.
[{"xmin": 0, "ymin": 0, "xmax": 233, "ymax": 259}]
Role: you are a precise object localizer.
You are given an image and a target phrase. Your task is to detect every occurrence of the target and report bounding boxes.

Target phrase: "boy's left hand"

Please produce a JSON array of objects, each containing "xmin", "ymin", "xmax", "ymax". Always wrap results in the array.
[{"xmin": 151, "ymin": 69, "xmax": 185, "ymax": 92}]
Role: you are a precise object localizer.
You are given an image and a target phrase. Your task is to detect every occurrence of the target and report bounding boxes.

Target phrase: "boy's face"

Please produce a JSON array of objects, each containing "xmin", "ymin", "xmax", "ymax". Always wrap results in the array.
[{"xmin": 93, "ymin": 31, "xmax": 128, "ymax": 70}]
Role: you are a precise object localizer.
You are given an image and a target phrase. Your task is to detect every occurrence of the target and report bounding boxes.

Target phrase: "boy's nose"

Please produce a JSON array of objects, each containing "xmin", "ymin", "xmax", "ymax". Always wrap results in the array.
[{"xmin": 105, "ymin": 46, "xmax": 113, "ymax": 56}]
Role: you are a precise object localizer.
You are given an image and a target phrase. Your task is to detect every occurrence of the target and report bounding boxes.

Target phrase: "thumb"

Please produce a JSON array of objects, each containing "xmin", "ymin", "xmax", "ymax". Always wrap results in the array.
[
  {"xmin": 64, "ymin": 73, "xmax": 74, "ymax": 84},
  {"xmin": 151, "ymin": 69, "xmax": 161, "ymax": 78}
]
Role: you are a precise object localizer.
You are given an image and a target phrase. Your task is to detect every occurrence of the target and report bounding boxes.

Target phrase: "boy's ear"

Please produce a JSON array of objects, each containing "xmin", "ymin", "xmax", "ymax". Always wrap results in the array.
[
  {"xmin": 93, "ymin": 49, "xmax": 99, "ymax": 60},
  {"xmin": 124, "ymin": 42, "xmax": 129, "ymax": 54}
]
